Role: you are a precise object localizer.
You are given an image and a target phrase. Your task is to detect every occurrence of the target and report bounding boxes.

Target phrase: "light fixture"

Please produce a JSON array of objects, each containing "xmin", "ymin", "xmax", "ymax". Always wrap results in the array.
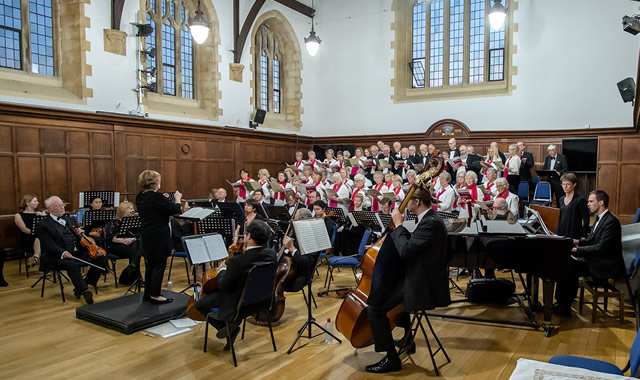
[
  {"xmin": 140, "ymin": 67, "xmax": 157, "ymax": 77},
  {"xmin": 189, "ymin": 0, "xmax": 211, "ymax": 44},
  {"xmin": 488, "ymin": 0, "xmax": 507, "ymax": 31},
  {"xmin": 623, "ymin": 15, "xmax": 640, "ymax": 35},
  {"xmin": 305, "ymin": 0, "xmax": 321, "ymax": 56},
  {"xmin": 142, "ymin": 47, "xmax": 156, "ymax": 58},
  {"xmin": 140, "ymin": 83, "xmax": 156, "ymax": 92},
  {"xmin": 132, "ymin": 23, "xmax": 153, "ymax": 37}
]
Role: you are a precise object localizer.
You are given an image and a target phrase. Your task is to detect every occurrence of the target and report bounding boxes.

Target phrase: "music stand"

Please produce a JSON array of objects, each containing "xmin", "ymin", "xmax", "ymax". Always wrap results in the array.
[
  {"xmin": 83, "ymin": 210, "xmax": 116, "ymax": 229},
  {"xmin": 406, "ymin": 211, "xmax": 418, "ymax": 221},
  {"xmin": 326, "ymin": 207, "xmax": 349, "ymax": 225},
  {"xmin": 80, "ymin": 191, "xmax": 119, "ymax": 207},
  {"xmin": 114, "ymin": 215, "xmax": 143, "ymax": 295},
  {"xmin": 287, "ymin": 251, "xmax": 342, "ymax": 354},
  {"xmin": 256, "ymin": 203, "xmax": 269, "ymax": 219},
  {"xmin": 350, "ymin": 210, "xmax": 384, "ymax": 231},
  {"xmin": 188, "ymin": 199, "xmax": 214, "ymax": 208},
  {"xmin": 535, "ymin": 170, "xmax": 558, "ymax": 178},
  {"xmin": 180, "ymin": 233, "xmax": 229, "ymax": 294},
  {"xmin": 217, "ymin": 202, "xmax": 244, "ymax": 219},
  {"xmin": 196, "ymin": 217, "xmax": 236, "ymax": 246},
  {"xmin": 378, "ymin": 212, "xmax": 392, "ymax": 230},
  {"xmin": 264, "ymin": 204, "xmax": 291, "ymax": 221}
]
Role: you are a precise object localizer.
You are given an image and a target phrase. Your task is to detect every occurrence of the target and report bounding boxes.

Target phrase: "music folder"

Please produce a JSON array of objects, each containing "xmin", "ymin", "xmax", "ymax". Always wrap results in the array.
[{"xmin": 182, "ymin": 233, "xmax": 228, "ymax": 265}]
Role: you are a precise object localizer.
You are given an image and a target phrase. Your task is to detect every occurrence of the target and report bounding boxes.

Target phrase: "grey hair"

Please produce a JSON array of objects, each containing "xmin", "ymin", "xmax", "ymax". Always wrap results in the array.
[
  {"xmin": 547, "ymin": 144, "xmax": 557, "ymax": 151},
  {"xmin": 465, "ymin": 171, "xmax": 478, "ymax": 181},
  {"xmin": 495, "ymin": 177, "xmax": 508, "ymax": 186},
  {"xmin": 486, "ymin": 167, "xmax": 497, "ymax": 175},
  {"xmin": 354, "ymin": 173, "xmax": 365, "ymax": 182},
  {"xmin": 296, "ymin": 208, "xmax": 313, "ymax": 220},
  {"xmin": 439, "ymin": 171, "xmax": 452, "ymax": 182},
  {"xmin": 332, "ymin": 173, "xmax": 342, "ymax": 181},
  {"xmin": 44, "ymin": 196, "xmax": 61, "ymax": 208}
]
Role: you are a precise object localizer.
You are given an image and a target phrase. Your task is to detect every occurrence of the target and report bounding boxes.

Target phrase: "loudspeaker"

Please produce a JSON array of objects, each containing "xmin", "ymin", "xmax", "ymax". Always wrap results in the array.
[
  {"xmin": 253, "ymin": 109, "xmax": 266, "ymax": 124},
  {"xmin": 617, "ymin": 77, "xmax": 635, "ymax": 103}
]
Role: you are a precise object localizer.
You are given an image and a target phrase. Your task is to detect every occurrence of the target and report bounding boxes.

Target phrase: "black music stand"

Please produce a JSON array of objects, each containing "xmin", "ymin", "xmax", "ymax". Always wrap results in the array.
[
  {"xmin": 217, "ymin": 202, "xmax": 244, "ymax": 219},
  {"xmin": 81, "ymin": 191, "xmax": 118, "ymax": 207},
  {"xmin": 350, "ymin": 210, "xmax": 385, "ymax": 231},
  {"xmin": 264, "ymin": 205, "xmax": 291, "ymax": 221},
  {"xmin": 264, "ymin": 219, "xmax": 285, "ymax": 248},
  {"xmin": 83, "ymin": 210, "xmax": 116, "ymax": 229},
  {"xmin": 188, "ymin": 199, "xmax": 214, "ymax": 208},
  {"xmin": 196, "ymin": 217, "xmax": 236, "ymax": 246},
  {"xmin": 180, "ymin": 233, "xmax": 229, "ymax": 295},
  {"xmin": 378, "ymin": 212, "xmax": 392, "ymax": 229},
  {"xmin": 535, "ymin": 170, "xmax": 558, "ymax": 179},
  {"xmin": 256, "ymin": 203, "xmax": 269, "ymax": 219},
  {"xmin": 115, "ymin": 215, "xmax": 143, "ymax": 295},
  {"xmin": 287, "ymin": 251, "xmax": 342, "ymax": 354},
  {"xmin": 29, "ymin": 216, "xmax": 55, "ymax": 288},
  {"xmin": 326, "ymin": 207, "xmax": 349, "ymax": 225},
  {"xmin": 406, "ymin": 211, "xmax": 418, "ymax": 221}
]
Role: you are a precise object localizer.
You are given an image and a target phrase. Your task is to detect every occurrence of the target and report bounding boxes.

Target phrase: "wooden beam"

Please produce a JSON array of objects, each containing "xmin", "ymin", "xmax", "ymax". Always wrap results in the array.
[
  {"xmin": 111, "ymin": 0, "xmax": 126, "ymax": 30},
  {"xmin": 234, "ymin": 0, "xmax": 267, "ymax": 63},
  {"xmin": 274, "ymin": 0, "xmax": 314, "ymax": 18}
]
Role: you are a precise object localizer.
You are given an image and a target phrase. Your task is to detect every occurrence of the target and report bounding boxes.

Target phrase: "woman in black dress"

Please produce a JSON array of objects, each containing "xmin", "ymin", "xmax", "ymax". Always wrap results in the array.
[
  {"xmin": 136, "ymin": 170, "xmax": 182, "ymax": 304},
  {"xmin": 105, "ymin": 201, "xmax": 142, "ymax": 285},
  {"xmin": 14, "ymin": 194, "xmax": 46, "ymax": 259},
  {"xmin": 556, "ymin": 173, "xmax": 590, "ymax": 239}
]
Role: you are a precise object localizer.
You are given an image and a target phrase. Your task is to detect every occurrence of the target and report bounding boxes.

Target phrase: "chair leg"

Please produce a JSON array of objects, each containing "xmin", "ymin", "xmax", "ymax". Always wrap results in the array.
[
  {"xmin": 416, "ymin": 313, "xmax": 440, "ymax": 376},
  {"xmin": 227, "ymin": 321, "xmax": 238, "ymax": 367},
  {"xmin": 424, "ymin": 313, "xmax": 450, "ymax": 363},
  {"xmin": 183, "ymin": 258, "xmax": 191, "ymax": 285},
  {"xmin": 204, "ymin": 316, "xmax": 209, "ymax": 352},
  {"xmin": 111, "ymin": 259, "xmax": 118, "ymax": 288},
  {"xmin": 592, "ymin": 294, "xmax": 598, "ymax": 323},
  {"xmin": 324, "ymin": 265, "xmax": 330, "ymax": 288},
  {"xmin": 579, "ymin": 282, "xmax": 585, "ymax": 313},
  {"xmin": 167, "ymin": 255, "xmax": 175, "ymax": 281},
  {"xmin": 325, "ymin": 268, "xmax": 334, "ymax": 294},
  {"xmin": 241, "ymin": 318, "xmax": 247, "ymax": 340},
  {"xmin": 58, "ymin": 271, "xmax": 65, "ymax": 303},
  {"xmin": 619, "ymin": 293, "xmax": 625, "ymax": 325},
  {"xmin": 41, "ymin": 270, "xmax": 48, "ymax": 297}
]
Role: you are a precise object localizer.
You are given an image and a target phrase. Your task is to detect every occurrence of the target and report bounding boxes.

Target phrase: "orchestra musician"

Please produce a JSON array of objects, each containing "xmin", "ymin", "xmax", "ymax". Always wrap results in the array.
[
  {"xmin": 212, "ymin": 187, "xmax": 229, "ymax": 204},
  {"xmin": 365, "ymin": 187, "xmax": 450, "ymax": 373},
  {"xmin": 379, "ymin": 197, "xmax": 392, "ymax": 215},
  {"xmin": 232, "ymin": 199, "xmax": 264, "ymax": 247},
  {"xmin": 86, "ymin": 196, "xmax": 107, "ymax": 248},
  {"xmin": 194, "ymin": 220, "xmax": 277, "ymax": 347},
  {"xmin": 136, "ymin": 170, "xmax": 182, "ymax": 304},
  {"xmin": 15, "ymin": 194, "xmax": 46, "ymax": 261},
  {"xmin": 105, "ymin": 201, "xmax": 142, "ymax": 285},
  {"xmin": 282, "ymin": 208, "xmax": 319, "ymax": 293},
  {"xmin": 37, "ymin": 195, "xmax": 109, "ymax": 304},
  {"xmin": 306, "ymin": 190, "xmax": 321, "ymax": 210},
  {"xmin": 554, "ymin": 190, "xmax": 626, "ymax": 317}
]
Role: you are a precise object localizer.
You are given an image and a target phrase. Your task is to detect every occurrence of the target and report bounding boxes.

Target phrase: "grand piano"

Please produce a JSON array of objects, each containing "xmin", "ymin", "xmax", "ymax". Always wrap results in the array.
[{"xmin": 436, "ymin": 207, "xmax": 574, "ymax": 337}]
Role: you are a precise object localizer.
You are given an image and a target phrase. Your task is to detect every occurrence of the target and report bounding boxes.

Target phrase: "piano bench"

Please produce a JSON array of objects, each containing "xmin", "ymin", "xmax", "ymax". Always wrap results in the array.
[{"xmin": 578, "ymin": 279, "xmax": 624, "ymax": 325}]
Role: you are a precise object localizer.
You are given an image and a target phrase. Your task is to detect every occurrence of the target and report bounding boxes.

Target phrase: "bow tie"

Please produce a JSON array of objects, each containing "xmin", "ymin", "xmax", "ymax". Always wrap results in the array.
[
  {"xmin": 56, "ymin": 216, "xmax": 64, "ymax": 221},
  {"xmin": 595, "ymin": 215, "xmax": 600, "ymax": 222}
]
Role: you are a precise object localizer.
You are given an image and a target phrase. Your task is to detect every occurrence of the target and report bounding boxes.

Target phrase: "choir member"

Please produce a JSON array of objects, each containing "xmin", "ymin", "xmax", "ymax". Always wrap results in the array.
[
  {"xmin": 434, "ymin": 172, "xmax": 455, "ymax": 213},
  {"xmin": 494, "ymin": 177, "xmax": 519, "ymax": 217},
  {"xmin": 350, "ymin": 174, "xmax": 371, "ymax": 210},
  {"xmin": 307, "ymin": 150, "xmax": 320, "ymax": 171},
  {"xmin": 390, "ymin": 175, "xmax": 406, "ymax": 210},
  {"xmin": 369, "ymin": 171, "xmax": 388, "ymax": 212},
  {"xmin": 543, "ymin": 144, "xmax": 569, "ymax": 204},
  {"xmin": 327, "ymin": 172, "xmax": 351, "ymax": 213},
  {"xmin": 256, "ymin": 168, "xmax": 272, "ymax": 205},
  {"xmin": 234, "ymin": 168, "xmax": 251, "ymax": 203},
  {"xmin": 458, "ymin": 171, "xmax": 483, "ymax": 219},
  {"xmin": 482, "ymin": 167, "xmax": 499, "ymax": 201},
  {"xmin": 503, "ymin": 144, "xmax": 521, "ymax": 194},
  {"xmin": 273, "ymin": 171, "xmax": 290, "ymax": 206},
  {"xmin": 557, "ymin": 173, "xmax": 590, "ymax": 239},
  {"xmin": 293, "ymin": 151, "xmax": 305, "ymax": 174}
]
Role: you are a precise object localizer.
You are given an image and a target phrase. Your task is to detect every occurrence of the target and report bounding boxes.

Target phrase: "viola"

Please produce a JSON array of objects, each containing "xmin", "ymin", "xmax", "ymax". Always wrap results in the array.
[
  {"xmin": 71, "ymin": 225, "xmax": 106, "ymax": 259},
  {"xmin": 335, "ymin": 152, "xmax": 444, "ymax": 348}
]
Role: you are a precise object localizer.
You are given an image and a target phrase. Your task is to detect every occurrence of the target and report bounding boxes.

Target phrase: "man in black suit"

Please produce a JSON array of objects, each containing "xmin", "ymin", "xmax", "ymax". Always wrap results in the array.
[
  {"xmin": 448, "ymin": 138, "xmax": 460, "ymax": 159},
  {"xmin": 37, "ymin": 196, "xmax": 108, "ymax": 304},
  {"xmin": 553, "ymin": 190, "xmax": 626, "ymax": 316},
  {"xmin": 491, "ymin": 141, "xmax": 506, "ymax": 162},
  {"xmin": 365, "ymin": 188, "xmax": 451, "ymax": 373},
  {"xmin": 543, "ymin": 144, "xmax": 569, "ymax": 205},
  {"xmin": 464, "ymin": 145, "xmax": 484, "ymax": 181},
  {"xmin": 408, "ymin": 145, "xmax": 421, "ymax": 165},
  {"xmin": 195, "ymin": 220, "xmax": 277, "ymax": 344},
  {"xmin": 517, "ymin": 141, "xmax": 535, "ymax": 195},
  {"xmin": 393, "ymin": 148, "xmax": 414, "ymax": 182}
]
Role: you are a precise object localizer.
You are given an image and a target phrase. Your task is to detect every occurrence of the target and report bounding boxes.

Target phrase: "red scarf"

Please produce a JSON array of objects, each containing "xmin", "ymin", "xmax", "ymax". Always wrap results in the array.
[
  {"xmin": 350, "ymin": 186, "xmax": 364, "ymax": 210},
  {"xmin": 484, "ymin": 182, "xmax": 494, "ymax": 201},
  {"xmin": 295, "ymin": 160, "xmax": 304, "ymax": 170},
  {"xmin": 503, "ymin": 158, "xmax": 510, "ymax": 178},
  {"xmin": 371, "ymin": 183, "xmax": 385, "ymax": 212},
  {"xmin": 434, "ymin": 188, "xmax": 446, "ymax": 211},
  {"xmin": 275, "ymin": 181, "xmax": 287, "ymax": 200},
  {"xmin": 497, "ymin": 190, "xmax": 509, "ymax": 200},
  {"xmin": 310, "ymin": 159, "xmax": 317, "ymax": 170},
  {"xmin": 239, "ymin": 176, "xmax": 252, "ymax": 199},
  {"xmin": 482, "ymin": 158, "xmax": 493, "ymax": 176},
  {"xmin": 466, "ymin": 185, "xmax": 478, "ymax": 204},
  {"xmin": 329, "ymin": 183, "xmax": 343, "ymax": 208},
  {"xmin": 385, "ymin": 181, "xmax": 392, "ymax": 189}
]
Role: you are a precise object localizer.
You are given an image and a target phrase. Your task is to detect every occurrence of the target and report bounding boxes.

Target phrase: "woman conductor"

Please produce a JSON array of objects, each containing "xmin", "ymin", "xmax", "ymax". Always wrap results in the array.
[{"xmin": 136, "ymin": 170, "xmax": 182, "ymax": 304}]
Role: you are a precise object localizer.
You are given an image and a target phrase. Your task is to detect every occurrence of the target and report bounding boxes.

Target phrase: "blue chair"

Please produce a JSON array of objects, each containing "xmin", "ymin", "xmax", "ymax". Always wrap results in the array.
[
  {"xmin": 321, "ymin": 228, "xmax": 372, "ymax": 296},
  {"xmin": 167, "ymin": 250, "xmax": 191, "ymax": 285},
  {"xmin": 106, "ymin": 252, "xmax": 124, "ymax": 288},
  {"xmin": 529, "ymin": 181, "xmax": 552, "ymax": 206},
  {"xmin": 316, "ymin": 223, "xmax": 338, "ymax": 275},
  {"xmin": 203, "ymin": 262, "xmax": 278, "ymax": 367},
  {"xmin": 634, "ymin": 207, "xmax": 640, "ymax": 223},
  {"xmin": 518, "ymin": 181, "xmax": 530, "ymax": 206},
  {"xmin": 549, "ymin": 327, "xmax": 640, "ymax": 377}
]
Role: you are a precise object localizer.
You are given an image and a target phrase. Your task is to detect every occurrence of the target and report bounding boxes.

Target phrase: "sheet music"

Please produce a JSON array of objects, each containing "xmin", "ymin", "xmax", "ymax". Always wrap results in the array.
[
  {"xmin": 375, "ymin": 213, "xmax": 384, "ymax": 230},
  {"xmin": 180, "ymin": 207, "xmax": 215, "ymax": 220},
  {"xmin": 184, "ymin": 239, "xmax": 210, "ymax": 264},
  {"xmin": 202, "ymin": 234, "xmax": 229, "ymax": 261},
  {"xmin": 292, "ymin": 219, "xmax": 331, "ymax": 255},
  {"xmin": 347, "ymin": 213, "xmax": 358, "ymax": 227}
]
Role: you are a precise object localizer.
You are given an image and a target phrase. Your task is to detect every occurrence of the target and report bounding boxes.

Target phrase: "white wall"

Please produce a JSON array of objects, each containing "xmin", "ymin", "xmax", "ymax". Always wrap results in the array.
[{"xmin": 1, "ymin": 0, "xmax": 639, "ymax": 137}]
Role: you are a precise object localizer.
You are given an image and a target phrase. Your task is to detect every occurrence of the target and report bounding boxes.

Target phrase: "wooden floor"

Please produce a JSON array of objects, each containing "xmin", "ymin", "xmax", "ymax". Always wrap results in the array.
[{"xmin": 0, "ymin": 259, "xmax": 636, "ymax": 379}]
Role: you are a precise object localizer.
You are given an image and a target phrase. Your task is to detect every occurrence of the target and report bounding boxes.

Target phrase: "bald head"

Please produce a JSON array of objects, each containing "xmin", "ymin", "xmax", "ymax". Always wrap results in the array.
[{"xmin": 45, "ymin": 195, "xmax": 65, "ymax": 216}]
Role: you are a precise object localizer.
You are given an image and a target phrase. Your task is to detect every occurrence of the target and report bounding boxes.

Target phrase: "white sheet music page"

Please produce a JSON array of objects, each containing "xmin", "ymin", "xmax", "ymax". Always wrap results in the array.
[
  {"xmin": 184, "ymin": 238, "xmax": 210, "ymax": 264},
  {"xmin": 292, "ymin": 219, "xmax": 331, "ymax": 255},
  {"xmin": 202, "ymin": 234, "xmax": 229, "ymax": 261}
]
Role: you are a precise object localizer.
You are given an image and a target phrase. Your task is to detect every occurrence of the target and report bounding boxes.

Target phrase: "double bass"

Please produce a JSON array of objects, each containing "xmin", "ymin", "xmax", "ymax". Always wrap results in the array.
[{"xmin": 335, "ymin": 152, "xmax": 444, "ymax": 348}]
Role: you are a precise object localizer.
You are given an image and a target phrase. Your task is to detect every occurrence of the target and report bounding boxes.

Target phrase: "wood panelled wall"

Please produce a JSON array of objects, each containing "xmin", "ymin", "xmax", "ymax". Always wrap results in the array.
[{"xmin": 0, "ymin": 104, "xmax": 311, "ymax": 248}]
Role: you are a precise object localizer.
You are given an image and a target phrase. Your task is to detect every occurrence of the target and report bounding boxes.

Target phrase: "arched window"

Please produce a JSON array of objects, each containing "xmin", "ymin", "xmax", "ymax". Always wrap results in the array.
[
  {"xmin": 0, "ymin": 0, "xmax": 54, "ymax": 75},
  {"xmin": 393, "ymin": 0, "xmax": 515, "ymax": 102},
  {"xmin": 255, "ymin": 24, "xmax": 282, "ymax": 114},
  {"xmin": 144, "ymin": 0, "xmax": 195, "ymax": 99}
]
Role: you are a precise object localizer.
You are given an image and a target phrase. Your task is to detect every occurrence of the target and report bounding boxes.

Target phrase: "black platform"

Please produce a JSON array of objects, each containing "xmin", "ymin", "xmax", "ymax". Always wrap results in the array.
[{"xmin": 76, "ymin": 291, "xmax": 190, "ymax": 335}]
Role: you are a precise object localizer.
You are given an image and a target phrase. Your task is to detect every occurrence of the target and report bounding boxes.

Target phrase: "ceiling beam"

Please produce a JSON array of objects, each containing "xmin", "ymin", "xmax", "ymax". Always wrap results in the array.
[
  {"xmin": 274, "ymin": 0, "xmax": 315, "ymax": 18},
  {"xmin": 111, "ymin": 0, "xmax": 126, "ymax": 30},
  {"xmin": 234, "ymin": 0, "xmax": 267, "ymax": 63}
]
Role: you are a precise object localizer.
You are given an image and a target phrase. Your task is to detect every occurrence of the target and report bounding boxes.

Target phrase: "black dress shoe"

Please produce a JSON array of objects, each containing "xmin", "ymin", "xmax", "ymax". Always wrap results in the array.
[
  {"xmin": 148, "ymin": 297, "xmax": 173, "ymax": 304},
  {"xmin": 142, "ymin": 295, "xmax": 151, "ymax": 302},
  {"xmin": 216, "ymin": 321, "xmax": 241, "ymax": 339},
  {"xmin": 82, "ymin": 290, "xmax": 94, "ymax": 304},
  {"xmin": 394, "ymin": 336, "xmax": 416, "ymax": 354},
  {"xmin": 365, "ymin": 356, "xmax": 402, "ymax": 373},
  {"xmin": 223, "ymin": 326, "xmax": 241, "ymax": 351},
  {"xmin": 552, "ymin": 303, "xmax": 572, "ymax": 317}
]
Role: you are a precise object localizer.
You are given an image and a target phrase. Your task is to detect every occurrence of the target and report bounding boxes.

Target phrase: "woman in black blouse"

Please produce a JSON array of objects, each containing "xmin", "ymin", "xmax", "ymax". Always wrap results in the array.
[
  {"xmin": 105, "ymin": 201, "xmax": 142, "ymax": 285},
  {"xmin": 232, "ymin": 199, "xmax": 264, "ymax": 247},
  {"xmin": 556, "ymin": 173, "xmax": 590, "ymax": 239},
  {"xmin": 14, "ymin": 194, "xmax": 46, "ymax": 259},
  {"xmin": 136, "ymin": 170, "xmax": 182, "ymax": 304}
]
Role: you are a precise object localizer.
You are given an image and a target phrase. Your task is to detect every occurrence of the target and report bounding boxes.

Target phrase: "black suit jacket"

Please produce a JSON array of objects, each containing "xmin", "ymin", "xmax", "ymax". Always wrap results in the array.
[
  {"xmin": 217, "ymin": 246, "xmax": 277, "ymax": 320},
  {"xmin": 37, "ymin": 215, "xmax": 81, "ymax": 271},
  {"xmin": 370, "ymin": 210, "xmax": 451, "ymax": 312},
  {"xmin": 465, "ymin": 154, "xmax": 483, "ymax": 177},
  {"xmin": 450, "ymin": 149, "xmax": 461, "ymax": 159},
  {"xmin": 543, "ymin": 153, "xmax": 568, "ymax": 175},
  {"xmin": 409, "ymin": 154, "xmax": 422, "ymax": 165},
  {"xmin": 136, "ymin": 191, "xmax": 182, "ymax": 260},
  {"xmin": 519, "ymin": 151, "xmax": 534, "ymax": 181},
  {"xmin": 575, "ymin": 211, "xmax": 626, "ymax": 280}
]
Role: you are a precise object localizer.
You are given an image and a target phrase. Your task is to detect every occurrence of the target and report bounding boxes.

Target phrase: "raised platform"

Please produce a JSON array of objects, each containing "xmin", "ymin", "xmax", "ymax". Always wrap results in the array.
[{"xmin": 76, "ymin": 291, "xmax": 190, "ymax": 335}]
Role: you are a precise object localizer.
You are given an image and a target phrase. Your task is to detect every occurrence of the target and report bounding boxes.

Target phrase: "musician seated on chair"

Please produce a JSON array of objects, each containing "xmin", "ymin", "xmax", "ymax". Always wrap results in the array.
[
  {"xmin": 282, "ymin": 208, "xmax": 320, "ymax": 292},
  {"xmin": 553, "ymin": 190, "xmax": 626, "ymax": 317},
  {"xmin": 194, "ymin": 220, "xmax": 277, "ymax": 347},
  {"xmin": 37, "ymin": 196, "xmax": 108, "ymax": 304}
]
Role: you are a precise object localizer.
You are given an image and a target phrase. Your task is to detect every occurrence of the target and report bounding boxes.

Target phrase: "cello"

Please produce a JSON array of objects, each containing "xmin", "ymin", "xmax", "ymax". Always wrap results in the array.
[{"xmin": 335, "ymin": 152, "xmax": 444, "ymax": 348}]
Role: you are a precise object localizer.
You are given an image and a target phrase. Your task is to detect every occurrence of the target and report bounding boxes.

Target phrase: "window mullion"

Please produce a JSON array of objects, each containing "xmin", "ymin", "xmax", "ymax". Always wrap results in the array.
[
  {"xmin": 443, "ymin": 0, "xmax": 450, "ymax": 88},
  {"xmin": 155, "ymin": 17, "xmax": 164, "ymax": 93},
  {"xmin": 463, "ymin": 0, "xmax": 470, "ymax": 85},
  {"xmin": 426, "ymin": 0, "xmax": 431, "ymax": 88},
  {"xmin": 483, "ymin": 0, "xmax": 490, "ymax": 84},
  {"xmin": 175, "ymin": 22, "xmax": 182, "ymax": 98},
  {"xmin": 21, "ymin": 0, "xmax": 30, "ymax": 72}
]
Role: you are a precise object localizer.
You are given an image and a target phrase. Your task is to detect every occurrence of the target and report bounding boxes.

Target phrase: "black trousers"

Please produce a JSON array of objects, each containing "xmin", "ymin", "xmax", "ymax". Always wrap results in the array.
[
  {"xmin": 144, "ymin": 253, "xmax": 167, "ymax": 298},
  {"xmin": 110, "ymin": 242, "xmax": 142, "ymax": 277},
  {"xmin": 550, "ymin": 177, "xmax": 564, "ymax": 206},
  {"xmin": 48, "ymin": 252, "xmax": 107, "ymax": 295},
  {"xmin": 194, "ymin": 292, "xmax": 228, "ymax": 330},
  {"xmin": 554, "ymin": 259, "xmax": 591, "ymax": 306},
  {"xmin": 367, "ymin": 285, "xmax": 411, "ymax": 354},
  {"xmin": 507, "ymin": 174, "xmax": 520, "ymax": 195}
]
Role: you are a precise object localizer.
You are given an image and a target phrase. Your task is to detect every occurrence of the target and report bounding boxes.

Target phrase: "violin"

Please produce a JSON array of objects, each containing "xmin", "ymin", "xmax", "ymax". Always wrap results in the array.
[
  {"xmin": 335, "ymin": 152, "xmax": 444, "ymax": 348},
  {"xmin": 71, "ymin": 225, "xmax": 107, "ymax": 259}
]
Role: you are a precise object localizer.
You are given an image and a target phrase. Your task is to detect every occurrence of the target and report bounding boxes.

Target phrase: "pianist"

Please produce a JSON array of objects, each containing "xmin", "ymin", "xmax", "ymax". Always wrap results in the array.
[{"xmin": 553, "ymin": 190, "xmax": 626, "ymax": 317}]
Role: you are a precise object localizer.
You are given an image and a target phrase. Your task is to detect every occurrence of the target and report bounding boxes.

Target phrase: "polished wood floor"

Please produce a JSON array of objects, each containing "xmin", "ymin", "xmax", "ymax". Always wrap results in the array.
[{"xmin": 0, "ymin": 259, "xmax": 636, "ymax": 379}]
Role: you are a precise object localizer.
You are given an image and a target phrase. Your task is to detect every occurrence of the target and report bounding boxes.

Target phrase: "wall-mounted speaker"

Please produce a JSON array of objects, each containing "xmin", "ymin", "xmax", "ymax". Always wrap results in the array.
[
  {"xmin": 617, "ymin": 77, "xmax": 635, "ymax": 103},
  {"xmin": 253, "ymin": 109, "xmax": 266, "ymax": 124}
]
